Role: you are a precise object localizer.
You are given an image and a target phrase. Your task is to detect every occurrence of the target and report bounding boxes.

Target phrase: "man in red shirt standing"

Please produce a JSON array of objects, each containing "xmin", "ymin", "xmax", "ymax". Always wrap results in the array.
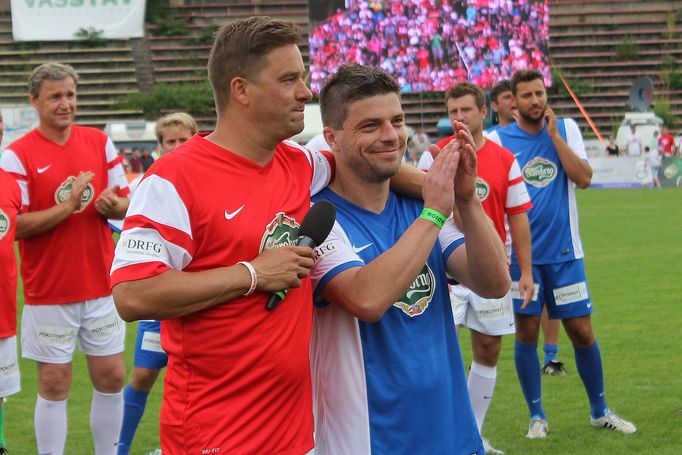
[
  {"xmin": 432, "ymin": 82, "xmax": 534, "ymax": 454},
  {"xmin": 0, "ymin": 63, "xmax": 130, "ymax": 455},
  {"xmin": 0, "ymin": 110, "xmax": 22, "ymax": 454},
  {"xmin": 111, "ymin": 17, "xmax": 334, "ymax": 454},
  {"xmin": 658, "ymin": 126, "xmax": 675, "ymax": 158}
]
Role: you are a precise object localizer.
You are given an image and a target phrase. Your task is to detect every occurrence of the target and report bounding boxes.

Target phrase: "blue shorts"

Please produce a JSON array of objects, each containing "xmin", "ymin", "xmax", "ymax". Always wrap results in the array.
[
  {"xmin": 133, "ymin": 320, "xmax": 167, "ymax": 369},
  {"xmin": 510, "ymin": 259, "xmax": 592, "ymax": 320}
]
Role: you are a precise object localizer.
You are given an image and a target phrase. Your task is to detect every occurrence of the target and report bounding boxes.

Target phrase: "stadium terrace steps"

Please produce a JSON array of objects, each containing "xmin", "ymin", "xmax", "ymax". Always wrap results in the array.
[
  {"xmin": 0, "ymin": 3, "xmax": 142, "ymax": 127},
  {"xmin": 548, "ymin": 0, "xmax": 682, "ymax": 135}
]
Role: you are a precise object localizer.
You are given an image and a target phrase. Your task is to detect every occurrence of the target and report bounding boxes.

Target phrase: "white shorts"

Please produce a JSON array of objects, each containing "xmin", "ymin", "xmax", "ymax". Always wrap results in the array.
[
  {"xmin": 21, "ymin": 296, "xmax": 126, "ymax": 364},
  {"xmin": 0, "ymin": 336, "xmax": 20, "ymax": 397},
  {"xmin": 451, "ymin": 285, "xmax": 515, "ymax": 336}
]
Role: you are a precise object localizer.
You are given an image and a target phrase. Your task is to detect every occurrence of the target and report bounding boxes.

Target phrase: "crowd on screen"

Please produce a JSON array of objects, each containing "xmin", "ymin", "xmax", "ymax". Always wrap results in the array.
[{"xmin": 309, "ymin": 0, "xmax": 549, "ymax": 93}]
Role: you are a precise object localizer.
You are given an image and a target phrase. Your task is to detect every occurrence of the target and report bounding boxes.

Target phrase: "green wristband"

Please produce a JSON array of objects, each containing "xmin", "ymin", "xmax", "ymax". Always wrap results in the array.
[{"xmin": 419, "ymin": 207, "xmax": 447, "ymax": 229}]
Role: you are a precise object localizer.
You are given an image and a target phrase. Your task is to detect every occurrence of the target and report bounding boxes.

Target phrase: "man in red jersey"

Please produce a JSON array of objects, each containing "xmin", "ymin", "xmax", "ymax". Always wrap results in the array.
[
  {"xmin": 431, "ymin": 82, "xmax": 534, "ymax": 455},
  {"xmin": 111, "ymin": 17, "xmax": 334, "ymax": 454},
  {"xmin": 0, "ymin": 110, "xmax": 22, "ymax": 454},
  {"xmin": 658, "ymin": 126, "xmax": 676, "ymax": 158},
  {"xmin": 0, "ymin": 63, "xmax": 130, "ymax": 455}
]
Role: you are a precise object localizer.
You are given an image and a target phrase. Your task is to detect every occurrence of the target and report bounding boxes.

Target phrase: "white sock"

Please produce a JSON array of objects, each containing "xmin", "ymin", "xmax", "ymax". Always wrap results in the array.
[
  {"xmin": 91, "ymin": 389, "xmax": 123, "ymax": 455},
  {"xmin": 467, "ymin": 361, "xmax": 497, "ymax": 433},
  {"xmin": 35, "ymin": 395, "xmax": 67, "ymax": 455}
]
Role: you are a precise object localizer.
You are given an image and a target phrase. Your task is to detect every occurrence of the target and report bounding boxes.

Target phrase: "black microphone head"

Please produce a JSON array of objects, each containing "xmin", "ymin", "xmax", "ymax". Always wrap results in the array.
[{"xmin": 298, "ymin": 201, "xmax": 336, "ymax": 246}]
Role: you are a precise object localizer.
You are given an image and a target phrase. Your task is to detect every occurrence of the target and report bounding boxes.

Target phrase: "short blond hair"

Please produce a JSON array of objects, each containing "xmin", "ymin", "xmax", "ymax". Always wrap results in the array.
[{"xmin": 155, "ymin": 112, "xmax": 198, "ymax": 143}]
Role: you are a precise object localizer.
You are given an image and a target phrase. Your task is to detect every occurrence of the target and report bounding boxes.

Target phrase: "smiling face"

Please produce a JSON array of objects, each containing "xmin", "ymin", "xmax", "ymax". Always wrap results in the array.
[
  {"xmin": 328, "ymin": 92, "xmax": 407, "ymax": 183},
  {"xmin": 30, "ymin": 77, "xmax": 77, "ymax": 133},
  {"xmin": 515, "ymin": 78, "xmax": 547, "ymax": 125},
  {"xmin": 243, "ymin": 44, "xmax": 312, "ymax": 142}
]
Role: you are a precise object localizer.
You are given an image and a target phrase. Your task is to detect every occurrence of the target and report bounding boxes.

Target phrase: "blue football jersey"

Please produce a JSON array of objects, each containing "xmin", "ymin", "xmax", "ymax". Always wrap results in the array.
[
  {"xmin": 489, "ymin": 119, "xmax": 587, "ymax": 264},
  {"xmin": 310, "ymin": 188, "xmax": 483, "ymax": 455}
]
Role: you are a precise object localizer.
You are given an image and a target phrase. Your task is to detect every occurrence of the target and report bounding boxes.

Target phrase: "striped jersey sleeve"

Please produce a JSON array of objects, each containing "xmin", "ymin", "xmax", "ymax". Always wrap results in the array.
[
  {"xmin": 0, "ymin": 149, "xmax": 29, "ymax": 208},
  {"xmin": 506, "ymin": 158, "xmax": 532, "ymax": 215},
  {"xmin": 110, "ymin": 174, "xmax": 193, "ymax": 286},
  {"xmin": 105, "ymin": 138, "xmax": 131, "ymax": 197},
  {"xmin": 438, "ymin": 217, "xmax": 466, "ymax": 262},
  {"xmin": 283, "ymin": 140, "xmax": 335, "ymax": 196}
]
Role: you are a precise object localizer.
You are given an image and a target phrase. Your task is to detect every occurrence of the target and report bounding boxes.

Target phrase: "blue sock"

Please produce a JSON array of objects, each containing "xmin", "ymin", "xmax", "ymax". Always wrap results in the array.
[
  {"xmin": 515, "ymin": 339, "xmax": 545, "ymax": 419},
  {"xmin": 117, "ymin": 385, "xmax": 149, "ymax": 455},
  {"xmin": 574, "ymin": 341, "xmax": 608, "ymax": 419},
  {"xmin": 543, "ymin": 343, "xmax": 559, "ymax": 364}
]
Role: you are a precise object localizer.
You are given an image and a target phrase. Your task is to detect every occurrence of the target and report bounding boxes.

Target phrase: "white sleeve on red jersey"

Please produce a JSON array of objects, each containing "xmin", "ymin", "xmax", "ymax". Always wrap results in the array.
[
  {"xmin": 105, "ymin": 138, "xmax": 130, "ymax": 197},
  {"xmin": 564, "ymin": 118, "xmax": 587, "ymax": 160},
  {"xmin": 111, "ymin": 174, "xmax": 193, "ymax": 284},
  {"xmin": 486, "ymin": 130, "xmax": 502, "ymax": 146},
  {"xmin": 506, "ymin": 159, "xmax": 532, "ymax": 214},
  {"xmin": 284, "ymin": 139, "xmax": 335, "ymax": 196},
  {"xmin": 0, "ymin": 149, "xmax": 29, "ymax": 207}
]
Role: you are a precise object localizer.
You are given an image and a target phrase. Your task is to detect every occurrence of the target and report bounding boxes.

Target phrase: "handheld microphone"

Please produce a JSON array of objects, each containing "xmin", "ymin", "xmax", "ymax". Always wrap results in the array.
[{"xmin": 266, "ymin": 200, "xmax": 336, "ymax": 310}]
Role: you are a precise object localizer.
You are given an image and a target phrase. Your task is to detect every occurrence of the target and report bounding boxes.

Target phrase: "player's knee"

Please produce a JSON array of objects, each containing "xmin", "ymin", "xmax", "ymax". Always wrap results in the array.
[
  {"xmin": 38, "ymin": 367, "xmax": 71, "ymax": 399},
  {"xmin": 565, "ymin": 319, "xmax": 595, "ymax": 348},
  {"xmin": 92, "ymin": 363, "xmax": 126, "ymax": 392},
  {"xmin": 130, "ymin": 368, "xmax": 160, "ymax": 392}
]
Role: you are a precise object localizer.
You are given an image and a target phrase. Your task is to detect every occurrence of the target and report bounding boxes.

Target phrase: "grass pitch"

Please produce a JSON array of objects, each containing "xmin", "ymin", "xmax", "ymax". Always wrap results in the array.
[{"xmin": 7, "ymin": 188, "xmax": 682, "ymax": 454}]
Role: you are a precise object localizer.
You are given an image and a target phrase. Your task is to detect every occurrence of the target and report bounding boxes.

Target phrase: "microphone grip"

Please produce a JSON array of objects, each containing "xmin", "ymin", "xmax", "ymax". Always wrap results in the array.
[
  {"xmin": 265, "ymin": 290, "xmax": 286, "ymax": 310},
  {"xmin": 265, "ymin": 235, "xmax": 316, "ymax": 311}
]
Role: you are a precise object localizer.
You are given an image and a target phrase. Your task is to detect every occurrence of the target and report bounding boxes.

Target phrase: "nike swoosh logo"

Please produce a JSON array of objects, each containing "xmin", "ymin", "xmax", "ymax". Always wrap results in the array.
[
  {"xmin": 532, "ymin": 398, "xmax": 541, "ymax": 404},
  {"xmin": 224, "ymin": 205, "xmax": 244, "ymax": 220},
  {"xmin": 514, "ymin": 153, "xmax": 521, "ymax": 157},
  {"xmin": 37, "ymin": 165, "xmax": 51, "ymax": 173},
  {"xmin": 351, "ymin": 243, "xmax": 373, "ymax": 254}
]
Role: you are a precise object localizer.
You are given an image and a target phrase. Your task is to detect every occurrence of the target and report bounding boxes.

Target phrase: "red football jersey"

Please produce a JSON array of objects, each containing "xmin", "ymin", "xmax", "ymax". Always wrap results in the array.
[
  {"xmin": 111, "ymin": 134, "xmax": 334, "ymax": 454},
  {"xmin": 436, "ymin": 136, "xmax": 532, "ymax": 244},
  {"xmin": 659, "ymin": 133, "xmax": 675, "ymax": 157},
  {"xmin": 0, "ymin": 126, "xmax": 129, "ymax": 304},
  {"xmin": 0, "ymin": 170, "xmax": 21, "ymax": 337}
]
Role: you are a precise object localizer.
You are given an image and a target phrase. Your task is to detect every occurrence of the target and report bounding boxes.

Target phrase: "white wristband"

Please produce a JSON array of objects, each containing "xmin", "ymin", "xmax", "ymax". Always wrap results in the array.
[{"xmin": 237, "ymin": 261, "xmax": 257, "ymax": 296}]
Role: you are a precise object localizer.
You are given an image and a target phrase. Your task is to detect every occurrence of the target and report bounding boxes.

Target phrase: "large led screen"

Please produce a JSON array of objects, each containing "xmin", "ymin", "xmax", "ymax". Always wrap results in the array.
[{"xmin": 308, "ymin": 0, "xmax": 550, "ymax": 93}]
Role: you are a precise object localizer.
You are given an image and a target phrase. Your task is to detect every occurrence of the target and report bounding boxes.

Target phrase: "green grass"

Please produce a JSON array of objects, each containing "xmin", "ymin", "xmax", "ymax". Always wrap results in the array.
[
  {"xmin": 460, "ymin": 188, "xmax": 682, "ymax": 454},
  {"xmin": 6, "ymin": 188, "xmax": 682, "ymax": 453}
]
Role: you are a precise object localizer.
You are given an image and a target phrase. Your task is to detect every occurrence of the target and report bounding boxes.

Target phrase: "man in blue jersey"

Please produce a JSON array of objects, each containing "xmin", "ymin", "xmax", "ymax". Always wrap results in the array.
[
  {"xmin": 310, "ymin": 64, "xmax": 510, "ymax": 454},
  {"xmin": 488, "ymin": 69, "xmax": 637, "ymax": 439},
  {"xmin": 487, "ymin": 79, "xmax": 565, "ymax": 376}
]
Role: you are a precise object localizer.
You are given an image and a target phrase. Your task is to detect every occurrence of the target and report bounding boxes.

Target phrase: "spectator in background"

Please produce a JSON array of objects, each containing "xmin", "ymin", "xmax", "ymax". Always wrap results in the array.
[
  {"xmin": 605, "ymin": 137, "xmax": 620, "ymax": 157},
  {"xmin": 0, "ymin": 62, "xmax": 130, "ymax": 455},
  {"xmin": 309, "ymin": 0, "xmax": 549, "ymax": 93},
  {"xmin": 626, "ymin": 125, "xmax": 642, "ymax": 157},
  {"xmin": 0, "ymin": 110, "xmax": 22, "ymax": 454},
  {"xmin": 658, "ymin": 126, "xmax": 675, "ymax": 158},
  {"xmin": 129, "ymin": 148, "xmax": 142, "ymax": 173},
  {"xmin": 116, "ymin": 111, "xmax": 198, "ymax": 455},
  {"xmin": 643, "ymin": 146, "xmax": 661, "ymax": 189},
  {"xmin": 139, "ymin": 149, "xmax": 154, "ymax": 172},
  {"xmin": 408, "ymin": 127, "xmax": 431, "ymax": 164},
  {"xmin": 118, "ymin": 148, "xmax": 132, "ymax": 173}
]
